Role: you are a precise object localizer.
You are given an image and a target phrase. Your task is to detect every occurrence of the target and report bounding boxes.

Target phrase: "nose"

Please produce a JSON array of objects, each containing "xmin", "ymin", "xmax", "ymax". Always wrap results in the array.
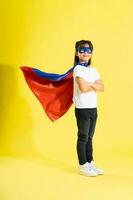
[{"xmin": 83, "ymin": 52, "xmax": 89, "ymax": 56}]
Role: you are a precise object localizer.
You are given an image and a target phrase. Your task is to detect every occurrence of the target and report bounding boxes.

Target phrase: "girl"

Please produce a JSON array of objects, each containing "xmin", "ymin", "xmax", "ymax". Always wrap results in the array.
[{"xmin": 73, "ymin": 40, "xmax": 104, "ymax": 177}]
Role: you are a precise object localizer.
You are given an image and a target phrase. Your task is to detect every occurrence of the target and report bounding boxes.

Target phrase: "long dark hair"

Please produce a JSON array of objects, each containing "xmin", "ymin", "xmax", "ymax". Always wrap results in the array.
[{"xmin": 74, "ymin": 40, "xmax": 93, "ymax": 66}]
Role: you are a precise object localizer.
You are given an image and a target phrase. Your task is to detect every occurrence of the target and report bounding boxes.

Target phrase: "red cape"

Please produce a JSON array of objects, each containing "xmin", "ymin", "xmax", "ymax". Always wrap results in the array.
[{"xmin": 20, "ymin": 66, "xmax": 74, "ymax": 122}]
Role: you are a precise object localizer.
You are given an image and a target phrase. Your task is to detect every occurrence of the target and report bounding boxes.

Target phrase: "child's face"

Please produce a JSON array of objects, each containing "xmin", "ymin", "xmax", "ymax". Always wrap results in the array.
[{"xmin": 76, "ymin": 43, "xmax": 92, "ymax": 63}]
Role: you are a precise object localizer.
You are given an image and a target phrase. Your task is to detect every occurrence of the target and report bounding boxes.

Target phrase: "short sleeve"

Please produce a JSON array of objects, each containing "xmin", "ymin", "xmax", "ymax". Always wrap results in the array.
[
  {"xmin": 73, "ymin": 66, "xmax": 85, "ymax": 78},
  {"xmin": 94, "ymin": 69, "xmax": 101, "ymax": 80}
]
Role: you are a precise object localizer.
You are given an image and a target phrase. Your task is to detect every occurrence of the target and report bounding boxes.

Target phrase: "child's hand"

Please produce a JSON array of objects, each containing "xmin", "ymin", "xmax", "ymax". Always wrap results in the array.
[{"xmin": 87, "ymin": 82, "xmax": 93, "ymax": 86}]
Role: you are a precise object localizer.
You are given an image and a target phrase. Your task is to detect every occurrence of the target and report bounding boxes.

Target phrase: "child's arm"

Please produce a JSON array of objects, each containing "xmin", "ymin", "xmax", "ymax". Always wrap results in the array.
[
  {"xmin": 88, "ymin": 79, "xmax": 104, "ymax": 92},
  {"xmin": 76, "ymin": 77, "xmax": 104, "ymax": 92},
  {"xmin": 76, "ymin": 77, "xmax": 96, "ymax": 93}
]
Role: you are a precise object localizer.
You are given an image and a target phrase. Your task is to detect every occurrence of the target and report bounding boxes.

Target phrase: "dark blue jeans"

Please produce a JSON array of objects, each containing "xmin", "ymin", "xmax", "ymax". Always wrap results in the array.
[{"xmin": 75, "ymin": 107, "xmax": 98, "ymax": 165}]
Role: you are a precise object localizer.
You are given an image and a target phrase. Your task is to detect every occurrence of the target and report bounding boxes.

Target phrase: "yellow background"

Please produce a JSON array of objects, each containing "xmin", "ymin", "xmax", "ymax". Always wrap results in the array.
[{"xmin": 0, "ymin": 0, "xmax": 133, "ymax": 199}]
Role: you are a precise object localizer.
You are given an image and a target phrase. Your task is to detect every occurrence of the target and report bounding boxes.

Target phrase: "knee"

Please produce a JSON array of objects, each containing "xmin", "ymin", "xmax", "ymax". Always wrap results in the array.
[{"xmin": 78, "ymin": 133, "xmax": 88, "ymax": 143}]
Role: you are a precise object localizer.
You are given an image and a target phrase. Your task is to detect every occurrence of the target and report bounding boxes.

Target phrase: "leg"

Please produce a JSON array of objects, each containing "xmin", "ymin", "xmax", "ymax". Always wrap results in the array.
[
  {"xmin": 75, "ymin": 108, "xmax": 91, "ymax": 165},
  {"xmin": 86, "ymin": 108, "xmax": 98, "ymax": 163}
]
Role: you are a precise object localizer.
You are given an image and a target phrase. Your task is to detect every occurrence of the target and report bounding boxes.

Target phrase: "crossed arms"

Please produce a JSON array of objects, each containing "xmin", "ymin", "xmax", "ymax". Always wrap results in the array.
[{"xmin": 76, "ymin": 77, "xmax": 104, "ymax": 93}]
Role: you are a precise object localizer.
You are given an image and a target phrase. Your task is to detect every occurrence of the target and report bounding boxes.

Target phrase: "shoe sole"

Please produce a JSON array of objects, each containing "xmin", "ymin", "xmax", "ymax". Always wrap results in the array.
[
  {"xmin": 97, "ymin": 173, "xmax": 104, "ymax": 175},
  {"xmin": 79, "ymin": 171, "xmax": 97, "ymax": 177}
]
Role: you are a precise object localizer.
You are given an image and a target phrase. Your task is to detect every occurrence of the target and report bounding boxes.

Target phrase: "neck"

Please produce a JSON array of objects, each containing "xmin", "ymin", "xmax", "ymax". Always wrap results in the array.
[
  {"xmin": 78, "ymin": 61, "xmax": 89, "ymax": 67},
  {"xmin": 79, "ymin": 61, "xmax": 88, "ymax": 63}
]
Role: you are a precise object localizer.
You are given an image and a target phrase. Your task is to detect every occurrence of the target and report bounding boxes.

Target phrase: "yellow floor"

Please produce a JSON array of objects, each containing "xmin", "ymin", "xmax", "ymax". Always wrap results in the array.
[{"xmin": 0, "ymin": 152, "xmax": 133, "ymax": 200}]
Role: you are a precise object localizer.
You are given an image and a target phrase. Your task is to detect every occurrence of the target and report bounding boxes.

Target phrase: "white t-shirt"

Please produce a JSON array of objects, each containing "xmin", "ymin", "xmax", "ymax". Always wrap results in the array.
[{"xmin": 72, "ymin": 64, "xmax": 101, "ymax": 108}]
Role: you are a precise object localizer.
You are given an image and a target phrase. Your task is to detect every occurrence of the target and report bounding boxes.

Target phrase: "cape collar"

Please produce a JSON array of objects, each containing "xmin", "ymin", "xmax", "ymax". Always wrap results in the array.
[{"xmin": 77, "ymin": 62, "xmax": 90, "ymax": 68}]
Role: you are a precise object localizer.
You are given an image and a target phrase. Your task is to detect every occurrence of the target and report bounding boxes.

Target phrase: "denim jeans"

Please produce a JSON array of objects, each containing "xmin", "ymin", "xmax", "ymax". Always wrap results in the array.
[{"xmin": 75, "ymin": 107, "xmax": 98, "ymax": 165}]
